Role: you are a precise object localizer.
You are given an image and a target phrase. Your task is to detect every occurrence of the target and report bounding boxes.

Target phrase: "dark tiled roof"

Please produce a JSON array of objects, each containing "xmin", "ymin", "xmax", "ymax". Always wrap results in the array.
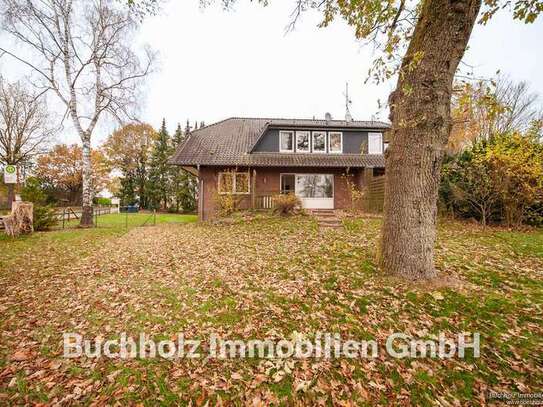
[{"xmin": 170, "ymin": 117, "xmax": 389, "ymax": 168}]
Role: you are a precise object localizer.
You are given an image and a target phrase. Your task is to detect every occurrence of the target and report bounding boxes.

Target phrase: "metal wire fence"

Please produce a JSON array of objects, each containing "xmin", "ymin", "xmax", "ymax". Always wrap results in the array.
[{"xmin": 55, "ymin": 207, "xmax": 157, "ymax": 230}]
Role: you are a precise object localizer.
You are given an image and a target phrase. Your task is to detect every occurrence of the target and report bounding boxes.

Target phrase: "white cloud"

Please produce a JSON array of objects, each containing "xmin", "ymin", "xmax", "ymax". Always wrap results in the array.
[{"xmin": 136, "ymin": 1, "xmax": 395, "ymax": 133}]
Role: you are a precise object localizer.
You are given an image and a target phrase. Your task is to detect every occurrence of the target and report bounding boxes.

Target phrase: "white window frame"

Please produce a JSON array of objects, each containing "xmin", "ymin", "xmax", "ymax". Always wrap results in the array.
[
  {"xmin": 218, "ymin": 172, "xmax": 233, "ymax": 195},
  {"xmin": 279, "ymin": 130, "xmax": 295, "ymax": 153},
  {"xmin": 295, "ymin": 131, "xmax": 310, "ymax": 153},
  {"xmin": 328, "ymin": 131, "xmax": 343, "ymax": 154},
  {"xmin": 368, "ymin": 132, "xmax": 383, "ymax": 154},
  {"xmin": 234, "ymin": 172, "xmax": 250, "ymax": 194},
  {"xmin": 280, "ymin": 173, "xmax": 335, "ymax": 199},
  {"xmin": 312, "ymin": 131, "xmax": 327, "ymax": 154},
  {"xmin": 280, "ymin": 173, "xmax": 296, "ymax": 194},
  {"xmin": 218, "ymin": 171, "xmax": 250, "ymax": 195}
]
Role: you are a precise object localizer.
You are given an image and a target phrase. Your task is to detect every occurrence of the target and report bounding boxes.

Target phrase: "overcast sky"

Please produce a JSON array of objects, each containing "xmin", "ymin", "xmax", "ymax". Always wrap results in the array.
[{"xmin": 2, "ymin": 1, "xmax": 542, "ymax": 145}]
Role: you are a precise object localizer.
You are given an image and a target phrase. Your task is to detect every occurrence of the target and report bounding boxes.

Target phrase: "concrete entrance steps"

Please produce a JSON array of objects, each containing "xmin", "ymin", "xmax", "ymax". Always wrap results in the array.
[{"xmin": 309, "ymin": 209, "xmax": 343, "ymax": 229}]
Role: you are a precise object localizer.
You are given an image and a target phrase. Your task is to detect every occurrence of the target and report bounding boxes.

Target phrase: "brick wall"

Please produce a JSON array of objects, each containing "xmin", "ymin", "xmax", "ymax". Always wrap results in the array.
[{"xmin": 198, "ymin": 166, "xmax": 368, "ymax": 220}]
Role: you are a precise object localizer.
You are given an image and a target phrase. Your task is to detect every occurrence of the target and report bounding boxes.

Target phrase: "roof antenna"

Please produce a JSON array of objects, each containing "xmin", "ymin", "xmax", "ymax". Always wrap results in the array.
[{"xmin": 344, "ymin": 82, "xmax": 353, "ymax": 122}]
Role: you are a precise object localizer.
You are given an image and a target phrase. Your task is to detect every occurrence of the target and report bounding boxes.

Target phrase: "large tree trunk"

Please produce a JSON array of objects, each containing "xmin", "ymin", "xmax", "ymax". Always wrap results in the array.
[
  {"xmin": 79, "ymin": 136, "xmax": 94, "ymax": 227},
  {"xmin": 3, "ymin": 201, "xmax": 33, "ymax": 237},
  {"xmin": 138, "ymin": 168, "xmax": 146, "ymax": 209},
  {"xmin": 379, "ymin": 0, "xmax": 481, "ymax": 280}
]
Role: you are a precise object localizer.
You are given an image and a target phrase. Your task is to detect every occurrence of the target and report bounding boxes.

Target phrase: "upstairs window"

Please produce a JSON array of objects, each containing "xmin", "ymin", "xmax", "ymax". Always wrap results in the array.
[
  {"xmin": 368, "ymin": 132, "xmax": 383, "ymax": 154},
  {"xmin": 218, "ymin": 172, "xmax": 250, "ymax": 194},
  {"xmin": 329, "ymin": 132, "xmax": 343, "ymax": 154},
  {"xmin": 279, "ymin": 131, "xmax": 294, "ymax": 153},
  {"xmin": 296, "ymin": 131, "xmax": 310, "ymax": 152},
  {"xmin": 312, "ymin": 131, "xmax": 326, "ymax": 153}
]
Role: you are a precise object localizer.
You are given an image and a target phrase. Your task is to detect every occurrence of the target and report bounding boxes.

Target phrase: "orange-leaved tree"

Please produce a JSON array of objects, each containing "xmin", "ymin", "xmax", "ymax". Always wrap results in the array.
[
  {"xmin": 102, "ymin": 123, "xmax": 157, "ymax": 208},
  {"xmin": 35, "ymin": 144, "xmax": 110, "ymax": 206}
]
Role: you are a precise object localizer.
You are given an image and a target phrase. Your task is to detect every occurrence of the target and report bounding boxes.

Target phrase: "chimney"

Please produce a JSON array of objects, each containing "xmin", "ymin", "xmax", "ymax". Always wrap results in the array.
[{"xmin": 325, "ymin": 112, "xmax": 333, "ymax": 122}]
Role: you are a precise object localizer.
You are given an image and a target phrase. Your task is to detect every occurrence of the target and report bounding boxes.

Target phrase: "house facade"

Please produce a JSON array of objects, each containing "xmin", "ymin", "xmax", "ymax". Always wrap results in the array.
[{"xmin": 170, "ymin": 117, "xmax": 389, "ymax": 220}]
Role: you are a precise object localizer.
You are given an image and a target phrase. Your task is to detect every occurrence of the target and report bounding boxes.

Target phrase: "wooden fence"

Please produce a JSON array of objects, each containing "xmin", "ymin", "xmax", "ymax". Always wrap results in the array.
[
  {"xmin": 362, "ymin": 176, "xmax": 385, "ymax": 213},
  {"xmin": 56, "ymin": 206, "xmax": 112, "ymax": 228},
  {"xmin": 255, "ymin": 194, "xmax": 275, "ymax": 210}
]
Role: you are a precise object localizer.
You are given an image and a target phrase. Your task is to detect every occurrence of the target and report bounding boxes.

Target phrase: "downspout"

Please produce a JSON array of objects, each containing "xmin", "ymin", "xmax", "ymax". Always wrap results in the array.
[
  {"xmin": 197, "ymin": 164, "xmax": 203, "ymax": 221},
  {"xmin": 251, "ymin": 168, "xmax": 257, "ymax": 210}
]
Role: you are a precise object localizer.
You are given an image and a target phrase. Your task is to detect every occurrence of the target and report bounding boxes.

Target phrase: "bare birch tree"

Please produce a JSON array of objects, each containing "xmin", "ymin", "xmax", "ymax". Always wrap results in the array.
[
  {"xmin": 0, "ymin": 0, "xmax": 155, "ymax": 226},
  {"xmin": 0, "ymin": 76, "xmax": 56, "ymax": 207}
]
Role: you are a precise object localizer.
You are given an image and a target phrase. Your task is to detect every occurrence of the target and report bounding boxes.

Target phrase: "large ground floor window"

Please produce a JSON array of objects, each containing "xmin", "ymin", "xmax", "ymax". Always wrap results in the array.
[
  {"xmin": 280, "ymin": 173, "xmax": 334, "ymax": 209},
  {"xmin": 295, "ymin": 174, "xmax": 333, "ymax": 198},
  {"xmin": 280, "ymin": 174, "xmax": 334, "ymax": 197}
]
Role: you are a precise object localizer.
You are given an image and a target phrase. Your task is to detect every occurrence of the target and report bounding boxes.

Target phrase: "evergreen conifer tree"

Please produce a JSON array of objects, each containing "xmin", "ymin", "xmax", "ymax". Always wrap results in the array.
[
  {"xmin": 119, "ymin": 168, "xmax": 137, "ymax": 206},
  {"xmin": 147, "ymin": 118, "xmax": 172, "ymax": 210},
  {"xmin": 170, "ymin": 122, "xmax": 196, "ymax": 212}
]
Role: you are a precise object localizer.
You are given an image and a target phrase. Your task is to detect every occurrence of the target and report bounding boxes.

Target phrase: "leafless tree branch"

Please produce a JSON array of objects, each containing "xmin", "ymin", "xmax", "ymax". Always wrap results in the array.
[
  {"xmin": 0, "ymin": 76, "xmax": 57, "ymax": 166},
  {"xmin": 0, "ymin": 0, "xmax": 156, "ymax": 224}
]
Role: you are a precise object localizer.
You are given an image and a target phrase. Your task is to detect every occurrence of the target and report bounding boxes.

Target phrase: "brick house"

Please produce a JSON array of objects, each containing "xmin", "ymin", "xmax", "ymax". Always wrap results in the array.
[{"xmin": 170, "ymin": 117, "xmax": 389, "ymax": 220}]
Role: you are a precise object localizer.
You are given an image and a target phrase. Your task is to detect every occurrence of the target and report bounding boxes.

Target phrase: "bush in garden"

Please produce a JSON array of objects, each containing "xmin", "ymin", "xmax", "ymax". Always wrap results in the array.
[
  {"xmin": 440, "ymin": 131, "xmax": 543, "ymax": 227},
  {"xmin": 167, "ymin": 206, "xmax": 179, "ymax": 213},
  {"xmin": 32, "ymin": 205, "xmax": 58, "ymax": 231},
  {"xmin": 20, "ymin": 177, "xmax": 47, "ymax": 204},
  {"xmin": 524, "ymin": 202, "xmax": 543, "ymax": 227},
  {"xmin": 485, "ymin": 132, "xmax": 543, "ymax": 227},
  {"xmin": 440, "ymin": 148, "xmax": 500, "ymax": 227},
  {"xmin": 214, "ymin": 193, "xmax": 243, "ymax": 217},
  {"xmin": 21, "ymin": 177, "xmax": 58, "ymax": 231},
  {"xmin": 273, "ymin": 193, "xmax": 301, "ymax": 216},
  {"xmin": 94, "ymin": 197, "xmax": 112, "ymax": 206},
  {"xmin": 342, "ymin": 174, "xmax": 365, "ymax": 212}
]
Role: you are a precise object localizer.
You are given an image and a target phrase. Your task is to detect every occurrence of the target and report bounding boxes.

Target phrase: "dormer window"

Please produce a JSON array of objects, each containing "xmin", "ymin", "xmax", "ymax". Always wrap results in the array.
[
  {"xmin": 368, "ymin": 132, "xmax": 383, "ymax": 154},
  {"xmin": 312, "ymin": 131, "xmax": 326, "ymax": 153},
  {"xmin": 279, "ymin": 130, "xmax": 294, "ymax": 153},
  {"xmin": 296, "ymin": 131, "xmax": 310, "ymax": 153},
  {"xmin": 329, "ymin": 132, "xmax": 343, "ymax": 154}
]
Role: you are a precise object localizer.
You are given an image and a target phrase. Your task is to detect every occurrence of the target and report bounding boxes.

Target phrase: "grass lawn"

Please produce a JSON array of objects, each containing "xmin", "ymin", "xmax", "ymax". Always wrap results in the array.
[
  {"xmin": 0, "ymin": 214, "xmax": 541, "ymax": 405},
  {"xmin": 59, "ymin": 211, "xmax": 198, "ymax": 229},
  {"xmin": 0, "ymin": 213, "xmax": 197, "ymax": 285}
]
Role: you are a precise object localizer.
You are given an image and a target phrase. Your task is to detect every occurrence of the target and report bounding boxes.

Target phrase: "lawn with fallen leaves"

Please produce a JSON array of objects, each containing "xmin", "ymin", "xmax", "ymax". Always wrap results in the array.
[{"xmin": 0, "ymin": 213, "xmax": 542, "ymax": 405}]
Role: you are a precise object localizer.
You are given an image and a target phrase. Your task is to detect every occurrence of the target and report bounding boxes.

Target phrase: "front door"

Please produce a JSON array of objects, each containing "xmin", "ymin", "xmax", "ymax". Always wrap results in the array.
[{"xmin": 281, "ymin": 174, "xmax": 334, "ymax": 209}]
